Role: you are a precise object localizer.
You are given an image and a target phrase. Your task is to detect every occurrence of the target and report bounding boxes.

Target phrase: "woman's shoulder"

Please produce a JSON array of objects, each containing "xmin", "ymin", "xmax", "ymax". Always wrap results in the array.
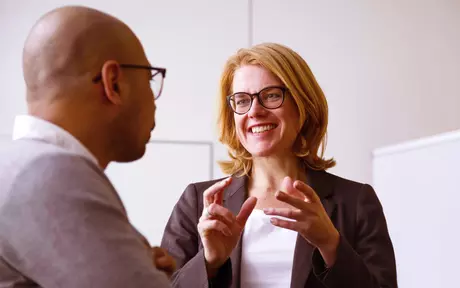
[
  {"xmin": 313, "ymin": 169, "xmax": 376, "ymax": 201},
  {"xmin": 314, "ymin": 170, "xmax": 384, "ymax": 221},
  {"xmin": 186, "ymin": 176, "xmax": 228, "ymax": 192},
  {"xmin": 180, "ymin": 174, "xmax": 246, "ymax": 203}
]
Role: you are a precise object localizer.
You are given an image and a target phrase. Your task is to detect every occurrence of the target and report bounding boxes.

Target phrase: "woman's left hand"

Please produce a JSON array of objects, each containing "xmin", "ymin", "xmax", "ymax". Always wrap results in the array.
[{"xmin": 263, "ymin": 176, "xmax": 340, "ymax": 267}]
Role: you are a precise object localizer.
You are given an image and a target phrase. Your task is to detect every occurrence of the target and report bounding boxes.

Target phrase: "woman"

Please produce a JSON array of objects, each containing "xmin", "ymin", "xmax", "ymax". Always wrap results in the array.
[{"xmin": 161, "ymin": 43, "xmax": 397, "ymax": 288}]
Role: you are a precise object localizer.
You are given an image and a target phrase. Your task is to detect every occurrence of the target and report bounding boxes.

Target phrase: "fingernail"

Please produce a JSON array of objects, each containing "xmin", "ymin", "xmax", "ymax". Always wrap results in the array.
[
  {"xmin": 270, "ymin": 218, "xmax": 277, "ymax": 225},
  {"xmin": 263, "ymin": 208, "xmax": 271, "ymax": 214}
]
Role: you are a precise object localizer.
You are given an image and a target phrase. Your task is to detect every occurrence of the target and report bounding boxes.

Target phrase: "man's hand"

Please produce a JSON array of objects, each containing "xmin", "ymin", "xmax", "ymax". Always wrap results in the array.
[{"xmin": 151, "ymin": 247, "xmax": 176, "ymax": 279}]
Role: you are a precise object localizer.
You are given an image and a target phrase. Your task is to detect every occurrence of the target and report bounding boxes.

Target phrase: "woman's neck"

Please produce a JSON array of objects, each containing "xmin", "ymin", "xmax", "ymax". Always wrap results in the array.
[{"xmin": 249, "ymin": 154, "xmax": 306, "ymax": 195}]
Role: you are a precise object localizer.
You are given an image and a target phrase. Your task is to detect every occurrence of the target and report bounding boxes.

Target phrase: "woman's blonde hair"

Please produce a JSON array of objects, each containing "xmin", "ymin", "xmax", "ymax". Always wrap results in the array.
[{"xmin": 217, "ymin": 42, "xmax": 336, "ymax": 176}]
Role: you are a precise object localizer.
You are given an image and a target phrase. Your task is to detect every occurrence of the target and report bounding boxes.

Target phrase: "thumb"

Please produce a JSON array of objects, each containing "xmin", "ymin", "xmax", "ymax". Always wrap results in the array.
[
  {"xmin": 280, "ymin": 176, "xmax": 294, "ymax": 193},
  {"xmin": 236, "ymin": 197, "xmax": 257, "ymax": 225},
  {"xmin": 281, "ymin": 176, "xmax": 303, "ymax": 198}
]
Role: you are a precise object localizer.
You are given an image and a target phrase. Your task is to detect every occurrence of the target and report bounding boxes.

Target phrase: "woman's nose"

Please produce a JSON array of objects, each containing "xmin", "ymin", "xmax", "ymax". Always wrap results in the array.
[{"xmin": 247, "ymin": 96, "xmax": 267, "ymax": 118}]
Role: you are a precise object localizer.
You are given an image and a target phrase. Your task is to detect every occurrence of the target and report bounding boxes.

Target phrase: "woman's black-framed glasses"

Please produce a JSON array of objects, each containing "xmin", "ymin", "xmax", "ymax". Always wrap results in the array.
[
  {"xmin": 92, "ymin": 64, "xmax": 167, "ymax": 100},
  {"xmin": 227, "ymin": 86, "xmax": 287, "ymax": 115}
]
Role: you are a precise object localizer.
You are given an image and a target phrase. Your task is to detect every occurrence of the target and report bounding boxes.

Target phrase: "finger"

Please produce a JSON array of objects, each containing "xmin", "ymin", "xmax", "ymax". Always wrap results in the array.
[
  {"xmin": 201, "ymin": 205, "xmax": 212, "ymax": 218},
  {"xmin": 275, "ymin": 191, "xmax": 310, "ymax": 211},
  {"xmin": 155, "ymin": 256, "xmax": 176, "ymax": 278},
  {"xmin": 269, "ymin": 217, "xmax": 302, "ymax": 232},
  {"xmin": 198, "ymin": 219, "xmax": 232, "ymax": 237},
  {"xmin": 236, "ymin": 197, "xmax": 257, "ymax": 225},
  {"xmin": 155, "ymin": 256, "xmax": 176, "ymax": 270},
  {"xmin": 151, "ymin": 246, "xmax": 166, "ymax": 258},
  {"xmin": 206, "ymin": 203, "xmax": 236, "ymax": 226},
  {"xmin": 151, "ymin": 247, "xmax": 175, "ymax": 271},
  {"xmin": 155, "ymin": 256, "xmax": 169, "ymax": 267},
  {"xmin": 281, "ymin": 176, "xmax": 308, "ymax": 201},
  {"xmin": 293, "ymin": 180, "xmax": 319, "ymax": 203},
  {"xmin": 203, "ymin": 177, "xmax": 232, "ymax": 207},
  {"xmin": 214, "ymin": 187, "xmax": 224, "ymax": 206},
  {"xmin": 263, "ymin": 207, "xmax": 304, "ymax": 221},
  {"xmin": 280, "ymin": 176, "xmax": 295, "ymax": 194}
]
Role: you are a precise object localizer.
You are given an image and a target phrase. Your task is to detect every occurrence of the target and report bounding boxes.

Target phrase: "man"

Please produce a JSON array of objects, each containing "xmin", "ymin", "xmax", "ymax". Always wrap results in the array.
[{"xmin": 0, "ymin": 5, "xmax": 174, "ymax": 287}]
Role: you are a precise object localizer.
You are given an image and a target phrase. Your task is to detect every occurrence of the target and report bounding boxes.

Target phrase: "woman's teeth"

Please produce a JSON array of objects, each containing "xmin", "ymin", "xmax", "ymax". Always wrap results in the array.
[{"xmin": 251, "ymin": 124, "xmax": 276, "ymax": 134}]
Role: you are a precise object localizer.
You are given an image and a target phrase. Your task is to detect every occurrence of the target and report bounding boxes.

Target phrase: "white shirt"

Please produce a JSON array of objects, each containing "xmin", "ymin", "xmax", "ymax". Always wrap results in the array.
[
  {"xmin": 12, "ymin": 115, "xmax": 99, "ymax": 166},
  {"xmin": 241, "ymin": 209, "xmax": 298, "ymax": 288}
]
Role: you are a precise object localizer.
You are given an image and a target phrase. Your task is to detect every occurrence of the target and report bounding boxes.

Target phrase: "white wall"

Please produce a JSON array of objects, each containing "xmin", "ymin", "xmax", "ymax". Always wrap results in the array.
[
  {"xmin": 106, "ymin": 142, "xmax": 212, "ymax": 245},
  {"xmin": 253, "ymin": 0, "xmax": 460, "ymax": 183},
  {"xmin": 0, "ymin": 0, "xmax": 459, "ymax": 242}
]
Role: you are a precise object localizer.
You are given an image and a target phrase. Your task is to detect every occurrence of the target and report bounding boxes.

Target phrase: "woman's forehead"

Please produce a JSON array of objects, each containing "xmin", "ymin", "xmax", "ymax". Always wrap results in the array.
[{"xmin": 232, "ymin": 65, "xmax": 282, "ymax": 93}]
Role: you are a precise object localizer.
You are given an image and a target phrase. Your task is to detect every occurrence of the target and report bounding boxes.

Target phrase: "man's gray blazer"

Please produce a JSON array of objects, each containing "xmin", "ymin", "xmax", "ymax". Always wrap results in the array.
[{"xmin": 0, "ymin": 139, "xmax": 170, "ymax": 287}]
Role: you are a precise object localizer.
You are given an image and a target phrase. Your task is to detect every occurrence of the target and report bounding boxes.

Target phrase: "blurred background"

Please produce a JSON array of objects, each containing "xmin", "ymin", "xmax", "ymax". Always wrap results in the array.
[{"xmin": 1, "ymin": 1, "xmax": 459, "ymax": 287}]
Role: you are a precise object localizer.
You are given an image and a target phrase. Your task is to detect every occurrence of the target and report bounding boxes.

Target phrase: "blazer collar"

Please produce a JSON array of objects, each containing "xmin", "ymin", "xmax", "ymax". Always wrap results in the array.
[
  {"xmin": 223, "ymin": 168, "xmax": 336, "ymax": 288},
  {"xmin": 224, "ymin": 167, "xmax": 334, "ymax": 202}
]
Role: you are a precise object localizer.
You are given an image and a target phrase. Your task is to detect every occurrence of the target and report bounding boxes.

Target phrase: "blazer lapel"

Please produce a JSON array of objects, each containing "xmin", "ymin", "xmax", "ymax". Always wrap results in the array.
[
  {"xmin": 223, "ymin": 175, "xmax": 248, "ymax": 288},
  {"xmin": 290, "ymin": 169, "xmax": 336, "ymax": 288}
]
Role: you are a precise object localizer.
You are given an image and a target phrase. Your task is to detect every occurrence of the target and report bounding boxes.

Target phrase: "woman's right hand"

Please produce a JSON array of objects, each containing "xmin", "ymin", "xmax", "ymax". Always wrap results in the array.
[{"xmin": 197, "ymin": 177, "xmax": 257, "ymax": 277}]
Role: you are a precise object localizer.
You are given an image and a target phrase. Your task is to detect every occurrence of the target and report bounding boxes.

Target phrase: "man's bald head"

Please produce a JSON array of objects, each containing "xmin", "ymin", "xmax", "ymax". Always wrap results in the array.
[
  {"xmin": 23, "ymin": 6, "xmax": 147, "ymax": 102},
  {"xmin": 20, "ymin": 6, "xmax": 158, "ymax": 167}
]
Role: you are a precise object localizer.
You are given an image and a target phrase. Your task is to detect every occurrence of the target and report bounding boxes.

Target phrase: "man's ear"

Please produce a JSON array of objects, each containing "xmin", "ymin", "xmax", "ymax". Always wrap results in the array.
[{"xmin": 101, "ymin": 60, "xmax": 123, "ymax": 105}]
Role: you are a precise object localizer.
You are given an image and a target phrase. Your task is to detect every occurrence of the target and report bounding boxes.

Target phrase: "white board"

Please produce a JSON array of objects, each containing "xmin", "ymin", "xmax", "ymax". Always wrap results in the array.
[
  {"xmin": 372, "ymin": 130, "xmax": 460, "ymax": 288},
  {"xmin": 105, "ymin": 141, "xmax": 212, "ymax": 246}
]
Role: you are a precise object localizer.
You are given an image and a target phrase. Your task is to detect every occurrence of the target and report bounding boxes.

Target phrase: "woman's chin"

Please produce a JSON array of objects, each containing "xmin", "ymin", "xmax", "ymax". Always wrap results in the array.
[{"xmin": 249, "ymin": 147, "xmax": 276, "ymax": 158}]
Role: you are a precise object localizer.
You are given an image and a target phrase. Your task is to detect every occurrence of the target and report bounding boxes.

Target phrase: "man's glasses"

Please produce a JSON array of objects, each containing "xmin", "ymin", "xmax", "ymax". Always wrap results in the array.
[
  {"xmin": 227, "ymin": 86, "xmax": 287, "ymax": 115},
  {"xmin": 92, "ymin": 64, "xmax": 167, "ymax": 100}
]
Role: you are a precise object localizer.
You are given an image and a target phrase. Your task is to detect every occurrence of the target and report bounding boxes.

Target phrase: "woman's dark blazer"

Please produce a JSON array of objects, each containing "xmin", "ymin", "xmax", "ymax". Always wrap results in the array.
[{"xmin": 161, "ymin": 168, "xmax": 397, "ymax": 288}]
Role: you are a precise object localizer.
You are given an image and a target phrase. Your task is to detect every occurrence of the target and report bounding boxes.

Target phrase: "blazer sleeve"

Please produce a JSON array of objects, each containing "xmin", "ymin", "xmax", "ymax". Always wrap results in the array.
[
  {"xmin": 0, "ymin": 154, "xmax": 170, "ymax": 288},
  {"xmin": 161, "ymin": 183, "xmax": 233, "ymax": 288},
  {"xmin": 311, "ymin": 184, "xmax": 398, "ymax": 288}
]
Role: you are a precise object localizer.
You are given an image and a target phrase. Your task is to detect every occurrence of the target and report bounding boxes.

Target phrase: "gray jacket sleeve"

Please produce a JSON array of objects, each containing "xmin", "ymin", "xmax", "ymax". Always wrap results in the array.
[{"xmin": 0, "ymin": 154, "xmax": 170, "ymax": 288}]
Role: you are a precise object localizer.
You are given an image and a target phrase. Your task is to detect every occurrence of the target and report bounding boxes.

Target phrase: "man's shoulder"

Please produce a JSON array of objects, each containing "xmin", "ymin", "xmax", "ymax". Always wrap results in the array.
[
  {"xmin": 0, "ymin": 139, "xmax": 95, "ymax": 171},
  {"xmin": 0, "ymin": 140, "xmax": 99, "ymax": 181},
  {"xmin": 0, "ymin": 140, "xmax": 111, "ymax": 209}
]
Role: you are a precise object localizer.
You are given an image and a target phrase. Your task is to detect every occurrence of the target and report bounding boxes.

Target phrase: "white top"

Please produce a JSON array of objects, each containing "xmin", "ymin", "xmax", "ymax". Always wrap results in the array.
[
  {"xmin": 12, "ymin": 114, "xmax": 99, "ymax": 166},
  {"xmin": 240, "ymin": 209, "xmax": 298, "ymax": 288}
]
